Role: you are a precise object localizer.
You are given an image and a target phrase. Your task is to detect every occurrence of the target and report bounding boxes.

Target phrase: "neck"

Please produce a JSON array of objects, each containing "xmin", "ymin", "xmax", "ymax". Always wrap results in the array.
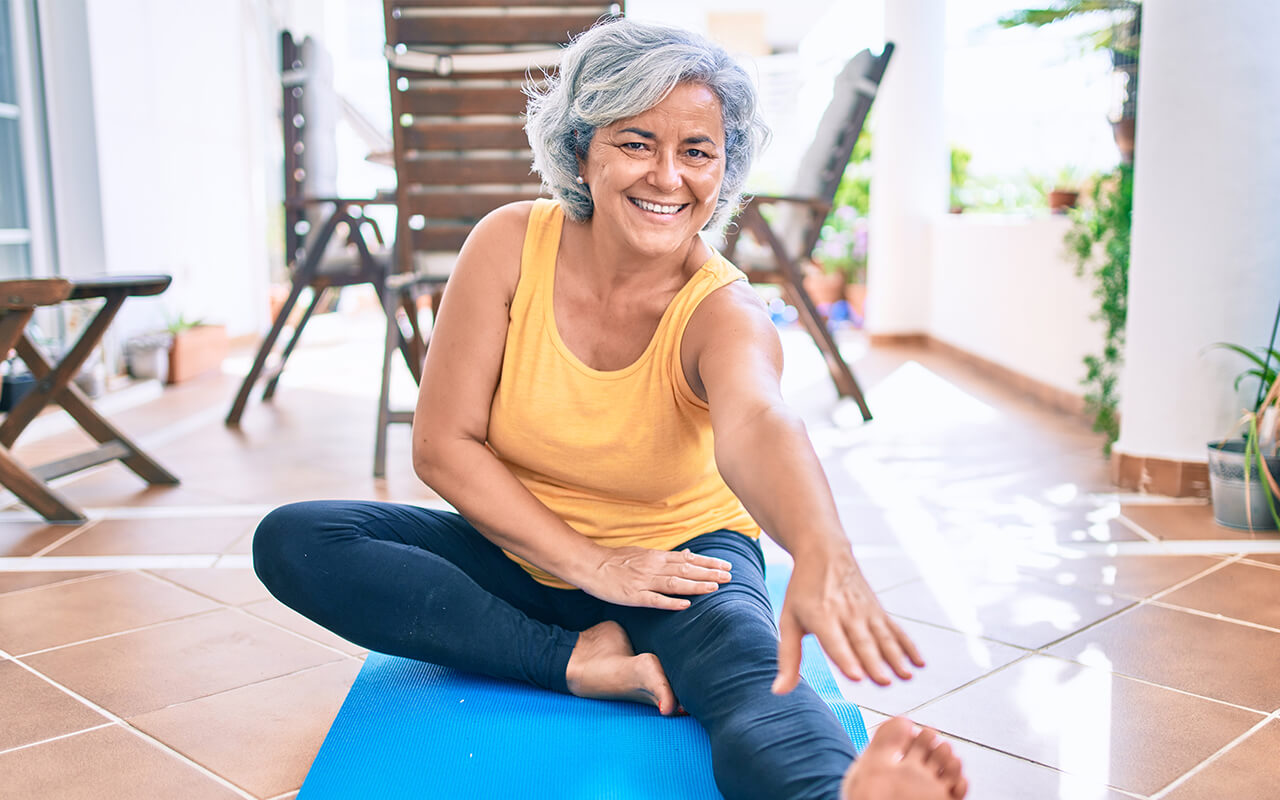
[{"xmin": 568, "ymin": 218, "xmax": 709, "ymax": 293}]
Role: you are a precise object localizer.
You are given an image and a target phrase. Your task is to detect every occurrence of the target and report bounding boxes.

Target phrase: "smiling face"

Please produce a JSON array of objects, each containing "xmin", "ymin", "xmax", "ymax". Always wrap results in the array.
[{"xmin": 579, "ymin": 82, "xmax": 727, "ymax": 261}]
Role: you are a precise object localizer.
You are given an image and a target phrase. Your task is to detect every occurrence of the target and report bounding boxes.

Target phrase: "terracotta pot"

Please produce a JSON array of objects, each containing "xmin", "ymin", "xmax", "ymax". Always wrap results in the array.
[
  {"xmin": 1048, "ymin": 189, "xmax": 1079, "ymax": 214},
  {"xmin": 844, "ymin": 283, "xmax": 867, "ymax": 320},
  {"xmin": 1111, "ymin": 117, "xmax": 1136, "ymax": 164},
  {"xmin": 802, "ymin": 267, "xmax": 846, "ymax": 306},
  {"xmin": 168, "ymin": 325, "xmax": 229, "ymax": 384}
]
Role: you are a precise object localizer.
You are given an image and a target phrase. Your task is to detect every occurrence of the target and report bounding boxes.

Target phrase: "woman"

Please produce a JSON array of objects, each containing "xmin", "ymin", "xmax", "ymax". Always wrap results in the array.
[{"xmin": 255, "ymin": 18, "xmax": 967, "ymax": 800}]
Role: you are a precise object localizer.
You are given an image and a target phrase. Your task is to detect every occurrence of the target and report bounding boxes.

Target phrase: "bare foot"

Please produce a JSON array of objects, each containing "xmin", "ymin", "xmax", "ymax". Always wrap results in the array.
[
  {"xmin": 565, "ymin": 621, "xmax": 679, "ymax": 715},
  {"xmin": 841, "ymin": 717, "xmax": 968, "ymax": 800}
]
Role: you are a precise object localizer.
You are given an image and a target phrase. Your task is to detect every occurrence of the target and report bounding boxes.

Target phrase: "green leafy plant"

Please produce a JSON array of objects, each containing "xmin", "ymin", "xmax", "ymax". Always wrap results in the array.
[
  {"xmin": 814, "ymin": 128, "xmax": 872, "ymax": 282},
  {"xmin": 165, "ymin": 314, "xmax": 208, "ymax": 335},
  {"xmin": 1210, "ymin": 299, "xmax": 1280, "ymax": 529},
  {"xmin": 1065, "ymin": 163, "xmax": 1132, "ymax": 453},
  {"xmin": 949, "ymin": 146, "xmax": 972, "ymax": 211}
]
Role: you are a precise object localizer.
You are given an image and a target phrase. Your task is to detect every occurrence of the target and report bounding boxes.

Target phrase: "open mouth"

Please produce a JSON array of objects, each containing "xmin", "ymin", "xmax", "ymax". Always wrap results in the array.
[{"xmin": 629, "ymin": 197, "xmax": 688, "ymax": 216}]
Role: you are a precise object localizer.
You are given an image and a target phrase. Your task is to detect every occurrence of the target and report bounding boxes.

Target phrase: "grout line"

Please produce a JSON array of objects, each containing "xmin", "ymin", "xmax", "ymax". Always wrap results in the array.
[
  {"xmin": 1144, "ymin": 598, "xmax": 1280, "ymax": 637},
  {"xmin": 2, "ymin": 658, "xmax": 256, "ymax": 800},
  {"xmin": 226, "ymin": 604, "xmax": 363, "ymax": 660},
  {"xmin": 0, "ymin": 723, "xmax": 116, "ymax": 757},
  {"xmin": 1114, "ymin": 513, "xmax": 1160, "ymax": 543},
  {"xmin": 925, "ymin": 729, "xmax": 1146, "ymax": 799},
  {"xmin": 0, "ymin": 570, "xmax": 121, "ymax": 597},
  {"xmin": 29, "ymin": 518, "xmax": 103, "ymax": 558},
  {"xmin": 14, "ymin": 607, "xmax": 226, "ymax": 659},
  {"xmin": 1145, "ymin": 555, "xmax": 1242, "ymax": 602},
  {"xmin": 134, "ymin": 658, "xmax": 352, "ymax": 715},
  {"xmin": 1148, "ymin": 712, "xmax": 1276, "ymax": 799},
  {"xmin": 1032, "ymin": 649, "xmax": 1272, "ymax": 717},
  {"xmin": 264, "ymin": 792, "xmax": 300, "ymax": 800}
]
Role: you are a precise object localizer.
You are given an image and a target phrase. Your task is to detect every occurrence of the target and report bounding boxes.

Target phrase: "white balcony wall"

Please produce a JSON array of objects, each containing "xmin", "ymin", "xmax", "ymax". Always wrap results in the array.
[
  {"xmin": 928, "ymin": 215, "xmax": 1100, "ymax": 396},
  {"xmin": 82, "ymin": 0, "xmax": 275, "ymax": 339}
]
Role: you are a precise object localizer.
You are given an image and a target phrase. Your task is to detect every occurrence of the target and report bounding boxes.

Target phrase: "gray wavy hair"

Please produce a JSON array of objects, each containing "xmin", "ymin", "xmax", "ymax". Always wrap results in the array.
[{"xmin": 525, "ymin": 18, "xmax": 770, "ymax": 233}]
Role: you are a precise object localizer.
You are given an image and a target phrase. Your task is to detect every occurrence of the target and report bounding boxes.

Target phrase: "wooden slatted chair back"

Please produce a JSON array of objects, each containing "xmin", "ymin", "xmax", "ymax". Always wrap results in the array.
[{"xmin": 382, "ymin": 0, "xmax": 624, "ymax": 275}]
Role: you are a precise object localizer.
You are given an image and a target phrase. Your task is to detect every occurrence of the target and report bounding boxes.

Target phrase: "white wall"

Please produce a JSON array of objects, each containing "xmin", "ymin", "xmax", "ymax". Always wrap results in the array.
[
  {"xmin": 83, "ymin": 0, "xmax": 274, "ymax": 339},
  {"xmin": 928, "ymin": 215, "xmax": 1099, "ymax": 395},
  {"xmin": 1114, "ymin": 0, "xmax": 1280, "ymax": 462}
]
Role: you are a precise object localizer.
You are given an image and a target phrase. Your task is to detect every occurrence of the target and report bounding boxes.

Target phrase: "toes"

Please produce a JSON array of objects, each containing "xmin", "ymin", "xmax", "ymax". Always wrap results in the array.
[
  {"xmin": 863, "ymin": 716, "xmax": 916, "ymax": 758},
  {"xmin": 951, "ymin": 775, "xmax": 969, "ymax": 799},
  {"xmin": 903, "ymin": 726, "xmax": 940, "ymax": 764},
  {"xmin": 927, "ymin": 740, "xmax": 954, "ymax": 774}
]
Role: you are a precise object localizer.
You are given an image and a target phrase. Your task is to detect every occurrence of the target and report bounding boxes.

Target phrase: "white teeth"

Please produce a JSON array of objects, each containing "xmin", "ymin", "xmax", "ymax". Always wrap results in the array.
[{"xmin": 632, "ymin": 198, "xmax": 684, "ymax": 214}]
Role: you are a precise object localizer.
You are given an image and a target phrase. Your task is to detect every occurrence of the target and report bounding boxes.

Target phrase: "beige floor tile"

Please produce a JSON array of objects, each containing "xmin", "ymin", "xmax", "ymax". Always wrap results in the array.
[
  {"xmin": 850, "ymin": 554, "xmax": 926, "ymax": 591},
  {"xmin": 943, "ymin": 736, "xmax": 1134, "ymax": 800},
  {"xmin": 0, "ymin": 571, "xmax": 219, "ymax": 655},
  {"xmin": 22, "ymin": 608, "xmax": 345, "ymax": 718},
  {"xmin": 1047, "ymin": 603, "xmax": 1280, "ymax": 712},
  {"xmin": 47, "ymin": 516, "xmax": 256, "ymax": 556},
  {"xmin": 875, "ymin": 576, "xmax": 1132, "ymax": 649},
  {"xmin": 1015, "ymin": 553, "xmax": 1223, "ymax": 600},
  {"xmin": 1157, "ymin": 561, "xmax": 1280, "ymax": 628},
  {"xmin": 0, "ymin": 725, "xmax": 243, "ymax": 800},
  {"xmin": 1121, "ymin": 503, "xmax": 1259, "ymax": 541},
  {"xmin": 0, "ymin": 660, "xmax": 108, "ymax": 751},
  {"xmin": 149, "ymin": 568, "xmax": 273, "ymax": 606},
  {"xmin": 130, "ymin": 659, "xmax": 362, "ymax": 799},
  {"xmin": 911, "ymin": 654, "xmax": 1264, "ymax": 797},
  {"xmin": 243, "ymin": 598, "xmax": 368, "ymax": 657},
  {"xmin": 1161, "ymin": 719, "xmax": 1280, "ymax": 799},
  {"xmin": 840, "ymin": 617, "xmax": 1025, "ymax": 716},
  {"xmin": 1243, "ymin": 553, "xmax": 1280, "ymax": 567},
  {"xmin": 0, "ymin": 519, "xmax": 81, "ymax": 556},
  {"xmin": 0, "ymin": 571, "xmax": 102, "ymax": 595}
]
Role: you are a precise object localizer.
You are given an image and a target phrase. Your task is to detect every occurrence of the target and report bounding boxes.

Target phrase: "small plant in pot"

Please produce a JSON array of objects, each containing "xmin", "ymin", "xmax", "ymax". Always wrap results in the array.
[{"xmin": 1207, "ymin": 300, "xmax": 1280, "ymax": 530}]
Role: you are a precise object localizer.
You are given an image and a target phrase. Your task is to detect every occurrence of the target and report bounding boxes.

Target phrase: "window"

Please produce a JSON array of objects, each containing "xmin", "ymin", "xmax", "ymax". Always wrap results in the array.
[{"xmin": 0, "ymin": 0, "xmax": 51, "ymax": 278}]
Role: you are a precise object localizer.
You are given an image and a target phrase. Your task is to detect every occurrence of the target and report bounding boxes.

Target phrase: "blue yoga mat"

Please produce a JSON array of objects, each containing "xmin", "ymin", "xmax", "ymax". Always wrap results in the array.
[{"xmin": 299, "ymin": 570, "xmax": 868, "ymax": 799}]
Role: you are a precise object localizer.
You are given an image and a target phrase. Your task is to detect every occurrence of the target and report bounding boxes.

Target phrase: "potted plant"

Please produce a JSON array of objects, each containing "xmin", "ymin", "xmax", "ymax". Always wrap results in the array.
[
  {"xmin": 166, "ymin": 315, "xmax": 229, "ymax": 384},
  {"xmin": 1207, "ymin": 298, "xmax": 1280, "ymax": 530},
  {"xmin": 808, "ymin": 206, "xmax": 869, "ymax": 311},
  {"xmin": 1047, "ymin": 166, "xmax": 1085, "ymax": 213}
]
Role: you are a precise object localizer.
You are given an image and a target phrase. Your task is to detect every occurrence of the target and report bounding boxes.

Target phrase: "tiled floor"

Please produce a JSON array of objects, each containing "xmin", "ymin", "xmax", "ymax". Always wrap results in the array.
[{"xmin": 1, "ymin": 305, "xmax": 1277, "ymax": 799}]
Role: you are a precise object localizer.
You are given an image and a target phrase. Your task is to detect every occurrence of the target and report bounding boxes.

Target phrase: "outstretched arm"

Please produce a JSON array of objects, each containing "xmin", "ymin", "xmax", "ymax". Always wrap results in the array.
[{"xmin": 683, "ymin": 282, "xmax": 924, "ymax": 690}]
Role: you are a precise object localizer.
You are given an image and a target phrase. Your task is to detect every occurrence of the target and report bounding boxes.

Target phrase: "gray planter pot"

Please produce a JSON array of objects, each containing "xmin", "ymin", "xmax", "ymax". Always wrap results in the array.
[{"xmin": 1207, "ymin": 440, "xmax": 1280, "ymax": 530}]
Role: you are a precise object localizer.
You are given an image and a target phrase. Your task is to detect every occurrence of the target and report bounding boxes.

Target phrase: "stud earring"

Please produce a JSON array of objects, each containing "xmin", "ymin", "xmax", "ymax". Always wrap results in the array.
[{"xmin": 575, "ymin": 175, "xmax": 585, "ymax": 185}]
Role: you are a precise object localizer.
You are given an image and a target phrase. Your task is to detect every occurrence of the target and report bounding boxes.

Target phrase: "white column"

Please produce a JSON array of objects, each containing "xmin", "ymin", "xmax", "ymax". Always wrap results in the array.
[
  {"xmin": 865, "ymin": 0, "xmax": 947, "ymax": 336},
  {"xmin": 1114, "ymin": 1, "xmax": 1280, "ymax": 462}
]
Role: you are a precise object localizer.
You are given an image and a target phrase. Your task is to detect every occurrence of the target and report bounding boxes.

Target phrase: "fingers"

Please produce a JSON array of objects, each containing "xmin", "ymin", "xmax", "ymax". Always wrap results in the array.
[
  {"xmin": 678, "ymin": 549, "xmax": 733, "ymax": 583},
  {"xmin": 817, "ymin": 619, "xmax": 868, "ymax": 685},
  {"xmin": 637, "ymin": 591, "xmax": 692, "ymax": 611},
  {"xmin": 890, "ymin": 617, "xmax": 927, "ymax": 669},
  {"xmin": 868, "ymin": 618, "xmax": 915, "ymax": 682},
  {"xmin": 772, "ymin": 612, "xmax": 804, "ymax": 694}
]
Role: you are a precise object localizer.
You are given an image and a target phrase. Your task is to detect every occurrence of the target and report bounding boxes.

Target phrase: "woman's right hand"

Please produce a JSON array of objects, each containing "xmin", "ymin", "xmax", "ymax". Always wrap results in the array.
[{"xmin": 577, "ymin": 546, "xmax": 733, "ymax": 610}]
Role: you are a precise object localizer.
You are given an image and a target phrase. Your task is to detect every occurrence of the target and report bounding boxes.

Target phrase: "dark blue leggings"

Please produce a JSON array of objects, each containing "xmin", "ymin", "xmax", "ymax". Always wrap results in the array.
[{"xmin": 253, "ymin": 500, "xmax": 856, "ymax": 799}]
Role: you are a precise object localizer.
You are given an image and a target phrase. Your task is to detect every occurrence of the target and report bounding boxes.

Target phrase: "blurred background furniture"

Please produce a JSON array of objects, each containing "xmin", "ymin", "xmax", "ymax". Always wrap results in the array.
[
  {"xmin": 0, "ymin": 275, "xmax": 178, "ymax": 522},
  {"xmin": 373, "ymin": 0, "xmax": 623, "ymax": 476},
  {"xmin": 226, "ymin": 32, "xmax": 415, "ymax": 432},
  {"xmin": 722, "ymin": 44, "xmax": 894, "ymax": 421}
]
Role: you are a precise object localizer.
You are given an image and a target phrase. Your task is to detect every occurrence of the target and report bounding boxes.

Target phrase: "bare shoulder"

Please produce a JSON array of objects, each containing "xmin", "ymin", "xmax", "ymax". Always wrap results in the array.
[
  {"xmin": 686, "ymin": 280, "xmax": 779, "ymax": 353},
  {"xmin": 682, "ymin": 280, "xmax": 783, "ymax": 401},
  {"xmin": 455, "ymin": 201, "xmax": 534, "ymax": 273}
]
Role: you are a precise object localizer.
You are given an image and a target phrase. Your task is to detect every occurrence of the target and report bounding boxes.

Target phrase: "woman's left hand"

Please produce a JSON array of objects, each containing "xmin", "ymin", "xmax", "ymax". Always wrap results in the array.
[{"xmin": 772, "ymin": 551, "xmax": 924, "ymax": 694}]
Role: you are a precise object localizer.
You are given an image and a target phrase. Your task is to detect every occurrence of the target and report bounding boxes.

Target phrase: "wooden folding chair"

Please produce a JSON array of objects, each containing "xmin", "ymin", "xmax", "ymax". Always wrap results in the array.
[
  {"xmin": 226, "ymin": 32, "xmax": 413, "ymax": 428},
  {"xmin": 723, "ymin": 45, "xmax": 894, "ymax": 422},
  {"xmin": 0, "ymin": 276, "xmax": 179, "ymax": 522},
  {"xmin": 374, "ymin": 0, "xmax": 623, "ymax": 476}
]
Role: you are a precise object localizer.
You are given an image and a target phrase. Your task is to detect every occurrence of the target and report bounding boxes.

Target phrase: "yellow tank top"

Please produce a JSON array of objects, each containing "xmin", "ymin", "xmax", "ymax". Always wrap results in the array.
[{"xmin": 487, "ymin": 199, "xmax": 762, "ymax": 588}]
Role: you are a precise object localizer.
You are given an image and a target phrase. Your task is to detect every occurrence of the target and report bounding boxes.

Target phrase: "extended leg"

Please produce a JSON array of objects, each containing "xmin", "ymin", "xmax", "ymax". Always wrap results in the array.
[
  {"xmin": 252, "ymin": 500, "xmax": 578, "ymax": 692},
  {"xmin": 614, "ymin": 531, "xmax": 856, "ymax": 800}
]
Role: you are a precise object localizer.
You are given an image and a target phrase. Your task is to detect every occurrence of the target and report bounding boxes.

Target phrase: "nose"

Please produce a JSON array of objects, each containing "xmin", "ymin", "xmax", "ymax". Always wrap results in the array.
[{"xmin": 648, "ymin": 150, "xmax": 682, "ymax": 193}]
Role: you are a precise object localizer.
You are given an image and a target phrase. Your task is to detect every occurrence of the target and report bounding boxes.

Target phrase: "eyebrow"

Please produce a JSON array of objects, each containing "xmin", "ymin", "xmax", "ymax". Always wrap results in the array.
[{"xmin": 618, "ymin": 127, "xmax": 718, "ymax": 146}]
